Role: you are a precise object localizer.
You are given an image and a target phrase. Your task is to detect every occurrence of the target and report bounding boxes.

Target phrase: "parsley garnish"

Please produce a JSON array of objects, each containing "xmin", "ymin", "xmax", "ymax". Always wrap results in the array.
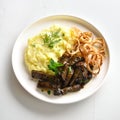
[
  {"xmin": 47, "ymin": 90, "xmax": 51, "ymax": 95},
  {"xmin": 48, "ymin": 58, "xmax": 64, "ymax": 74},
  {"xmin": 43, "ymin": 28, "xmax": 62, "ymax": 48},
  {"xmin": 48, "ymin": 39, "xmax": 61, "ymax": 48},
  {"xmin": 51, "ymin": 28, "xmax": 61, "ymax": 38},
  {"xmin": 68, "ymin": 66, "xmax": 72, "ymax": 73}
]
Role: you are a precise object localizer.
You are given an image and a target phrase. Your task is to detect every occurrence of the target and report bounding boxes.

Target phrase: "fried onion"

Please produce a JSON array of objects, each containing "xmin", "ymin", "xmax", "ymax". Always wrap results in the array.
[{"xmin": 66, "ymin": 27, "xmax": 106, "ymax": 75}]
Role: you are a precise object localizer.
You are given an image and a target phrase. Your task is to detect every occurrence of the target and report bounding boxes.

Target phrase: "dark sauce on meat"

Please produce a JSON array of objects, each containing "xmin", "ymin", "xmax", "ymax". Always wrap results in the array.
[{"xmin": 31, "ymin": 53, "xmax": 92, "ymax": 96}]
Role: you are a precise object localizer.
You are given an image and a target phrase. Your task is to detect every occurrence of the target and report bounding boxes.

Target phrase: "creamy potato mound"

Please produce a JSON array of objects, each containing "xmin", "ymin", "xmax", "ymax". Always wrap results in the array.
[{"xmin": 24, "ymin": 25, "xmax": 75, "ymax": 75}]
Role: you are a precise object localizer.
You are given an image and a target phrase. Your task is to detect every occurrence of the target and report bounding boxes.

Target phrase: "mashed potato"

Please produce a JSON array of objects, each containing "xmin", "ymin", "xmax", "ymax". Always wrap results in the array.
[{"xmin": 24, "ymin": 25, "xmax": 75, "ymax": 75}]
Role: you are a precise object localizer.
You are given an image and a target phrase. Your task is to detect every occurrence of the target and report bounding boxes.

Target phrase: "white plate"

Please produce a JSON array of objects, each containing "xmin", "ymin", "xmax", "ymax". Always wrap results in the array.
[{"xmin": 12, "ymin": 15, "xmax": 110, "ymax": 104}]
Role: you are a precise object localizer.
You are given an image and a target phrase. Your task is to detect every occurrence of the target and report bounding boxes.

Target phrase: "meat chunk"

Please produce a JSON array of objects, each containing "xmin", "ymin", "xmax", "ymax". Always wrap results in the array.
[
  {"xmin": 58, "ymin": 52, "xmax": 70, "ymax": 64},
  {"xmin": 32, "ymin": 70, "xmax": 55, "ymax": 81},
  {"xmin": 54, "ymin": 84, "xmax": 81, "ymax": 95},
  {"xmin": 31, "ymin": 53, "xmax": 92, "ymax": 96},
  {"xmin": 32, "ymin": 70, "xmax": 62, "ymax": 90},
  {"xmin": 61, "ymin": 64, "xmax": 69, "ymax": 81},
  {"xmin": 64, "ymin": 66, "xmax": 74, "ymax": 86},
  {"xmin": 69, "ymin": 56, "xmax": 85, "ymax": 65},
  {"xmin": 37, "ymin": 80, "xmax": 56, "ymax": 90},
  {"xmin": 61, "ymin": 65, "xmax": 74, "ymax": 87},
  {"xmin": 69, "ymin": 67, "xmax": 81, "ymax": 86}
]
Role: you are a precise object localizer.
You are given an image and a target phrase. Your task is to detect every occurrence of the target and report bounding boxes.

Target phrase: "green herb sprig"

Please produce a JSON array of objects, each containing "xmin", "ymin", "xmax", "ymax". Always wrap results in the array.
[
  {"xmin": 43, "ymin": 28, "xmax": 62, "ymax": 48},
  {"xmin": 48, "ymin": 58, "xmax": 64, "ymax": 74}
]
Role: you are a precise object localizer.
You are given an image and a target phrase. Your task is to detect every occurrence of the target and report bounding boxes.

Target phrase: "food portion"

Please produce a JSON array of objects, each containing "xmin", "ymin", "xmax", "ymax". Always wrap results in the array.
[
  {"xmin": 25, "ymin": 25, "xmax": 106, "ymax": 95},
  {"xmin": 25, "ymin": 25, "xmax": 74, "ymax": 75}
]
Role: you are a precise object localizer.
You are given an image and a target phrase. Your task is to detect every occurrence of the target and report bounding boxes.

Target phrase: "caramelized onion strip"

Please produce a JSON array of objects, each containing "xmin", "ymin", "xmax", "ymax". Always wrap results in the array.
[{"xmin": 66, "ymin": 27, "xmax": 106, "ymax": 75}]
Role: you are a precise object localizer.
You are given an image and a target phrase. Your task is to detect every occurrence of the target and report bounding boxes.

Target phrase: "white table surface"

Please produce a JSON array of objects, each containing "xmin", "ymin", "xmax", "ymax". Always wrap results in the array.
[{"xmin": 0, "ymin": 0, "xmax": 120, "ymax": 120}]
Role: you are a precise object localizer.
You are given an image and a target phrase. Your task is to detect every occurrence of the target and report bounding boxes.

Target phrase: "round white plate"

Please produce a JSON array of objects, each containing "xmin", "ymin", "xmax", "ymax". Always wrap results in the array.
[{"xmin": 12, "ymin": 15, "xmax": 110, "ymax": 104}]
